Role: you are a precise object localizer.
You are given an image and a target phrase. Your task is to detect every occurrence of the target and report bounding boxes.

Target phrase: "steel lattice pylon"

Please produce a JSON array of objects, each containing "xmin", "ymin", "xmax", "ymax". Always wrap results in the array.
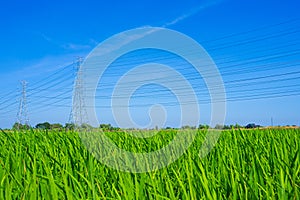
[
  {"xmin": 17, "ymin": 80, "xmax": 29, "ymax": 128},
  {"xmin": 70, "ymin": 58, "xmax": 89, "ymax": 126}
]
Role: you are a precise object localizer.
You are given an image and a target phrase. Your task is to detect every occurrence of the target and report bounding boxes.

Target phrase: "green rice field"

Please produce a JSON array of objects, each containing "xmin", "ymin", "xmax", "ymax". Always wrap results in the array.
[{"xmin": 0, "ymin": 128, "xmax": 299, "ymax": 199}]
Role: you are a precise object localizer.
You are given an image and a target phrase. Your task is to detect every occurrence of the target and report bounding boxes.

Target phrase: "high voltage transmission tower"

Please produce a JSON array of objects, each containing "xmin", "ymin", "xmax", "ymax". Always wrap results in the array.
[
  {"xmin": 70, "ymin": 57, "xmax": 89, "ymax": 126},
  {"xmin": 17, "ymin": 80, "xmax": 29, "ymax": 128}
]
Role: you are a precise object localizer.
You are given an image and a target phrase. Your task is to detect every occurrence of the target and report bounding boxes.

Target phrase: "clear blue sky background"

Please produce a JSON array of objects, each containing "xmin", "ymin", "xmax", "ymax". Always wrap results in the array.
[{"xmin": 0, "ymin": 0, "xmax": 300, "ymax": 128}]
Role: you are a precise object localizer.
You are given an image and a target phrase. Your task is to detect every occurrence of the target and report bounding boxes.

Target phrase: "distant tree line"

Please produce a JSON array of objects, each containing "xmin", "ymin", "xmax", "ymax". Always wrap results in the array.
[
  {"xmin": 12, "ymin": 122, "xmax": 266, "ymax": 131},
  {"xmin": 202, "ymin": 123, "xmax": 261, "ymax": 130},
  {"xmin": 12, "ymin": 122, "xmax": 121, "ymax": 131},
  {"xmin": 12, "ymin": 122, "xmax": 74, "ymax": 130}
]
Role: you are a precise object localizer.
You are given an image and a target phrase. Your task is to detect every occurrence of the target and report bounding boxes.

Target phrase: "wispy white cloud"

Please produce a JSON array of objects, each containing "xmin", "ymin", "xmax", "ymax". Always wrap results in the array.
[
  {"xmin": 91, "ymin": 28, "xmax": 158, "ymax": 57},
  {"xmin": 37, "ymin": 32, "xmax": 94, "ymax": 51},
  {"xmin": 40, "ymin": 33, "xmax": 54, "ymax": 43},
  {"xmin": 61, "ymin": 43, "xmax": 92, "ymax": 51},
  {"xmin": 163, "ymin": 0, "xmax": 224, "ymax": 27},
  {"xmin": 93, "ymin": 0, "xmax": 223, "ymax": 57},
  {"xmin": 0, "ymin": 53, "xmax": 85, "ymax": 83}
]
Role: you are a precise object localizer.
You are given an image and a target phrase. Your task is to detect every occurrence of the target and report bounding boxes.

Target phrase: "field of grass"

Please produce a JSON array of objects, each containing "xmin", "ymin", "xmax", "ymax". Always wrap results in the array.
[{"xmin": 0, "ymin": 128, "xmax": 299, "ymax": 199}]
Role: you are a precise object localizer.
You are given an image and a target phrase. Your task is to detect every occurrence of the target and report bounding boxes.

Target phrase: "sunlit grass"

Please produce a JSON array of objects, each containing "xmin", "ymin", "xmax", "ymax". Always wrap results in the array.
[{"xmin": 0, "ymin": 128, "xmax": 299, "ymax": 199}]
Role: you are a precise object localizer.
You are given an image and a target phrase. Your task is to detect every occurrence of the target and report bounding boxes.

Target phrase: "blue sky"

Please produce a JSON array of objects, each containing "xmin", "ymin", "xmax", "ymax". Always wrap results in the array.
[{"xmin": 0, "ymin": 0, "xmax": 300, "ymax": 128}]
